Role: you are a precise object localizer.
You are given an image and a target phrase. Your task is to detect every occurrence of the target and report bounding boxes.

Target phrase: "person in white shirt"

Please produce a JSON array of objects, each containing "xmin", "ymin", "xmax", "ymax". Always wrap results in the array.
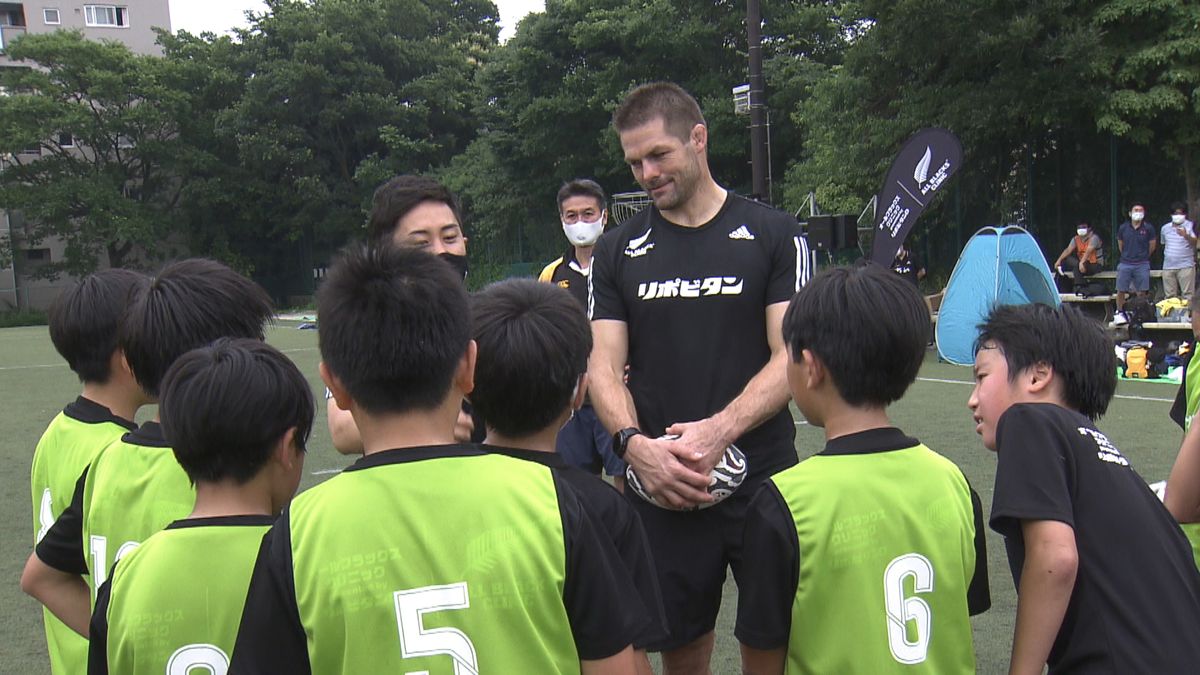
[{"xmin": 1161, "ymin": 201, "xmax": 1197, "ymax": 302}]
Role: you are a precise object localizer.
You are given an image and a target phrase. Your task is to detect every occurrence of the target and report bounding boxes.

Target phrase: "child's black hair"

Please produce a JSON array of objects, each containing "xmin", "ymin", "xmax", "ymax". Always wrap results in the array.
[
  {"xmin": 317, "ymin": 244, "xmax": 470, "ymax": 414},
  {"xmin": 471, "ymin": 279, "xmax": 591, "ymax": 437},
  {"xmin": 160, "ymin": 338, "xmax": 313, "ymax": 485},
  {"xmin": 119, "ymin": 259, "xmax": 274, "ymax": 399},
  {"xmin": 976, "ymin": 303, "xmax": 1116, "ymax": 420},
  {"xmin": 48, "ymin": 268, "xmax": 149, "ymax": 384},
  {"xmin": 782, "ymin": 264, "xmax": 929, "ymax": 406}
]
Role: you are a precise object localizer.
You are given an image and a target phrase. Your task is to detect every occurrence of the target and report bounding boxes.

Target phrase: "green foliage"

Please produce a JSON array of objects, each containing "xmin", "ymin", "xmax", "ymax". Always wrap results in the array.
[
  {"xmin": 0, "ymin": 31, "xmax": 190, "ymax": 277},
  {"xmin": 0, "ymin": 309, "xmax": 48, "ymax": 327}
]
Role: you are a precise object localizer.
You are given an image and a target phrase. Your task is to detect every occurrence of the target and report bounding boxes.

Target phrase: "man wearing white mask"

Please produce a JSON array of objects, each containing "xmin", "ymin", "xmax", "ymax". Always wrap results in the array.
[
  {"xmin": 1161, "ymin": 201, "xmax": 1197, "ymax": 303},
  {"xmin": 1053, "ymin": 221, "xmax": 1104, "ymax": 294},
  {"xmin": 540, "ymin": 178, "xmax": 627, "ymax": 490},
  {"xmin": 1113, "ymin": 202, "xmax": 1157, "ymax": 325}
]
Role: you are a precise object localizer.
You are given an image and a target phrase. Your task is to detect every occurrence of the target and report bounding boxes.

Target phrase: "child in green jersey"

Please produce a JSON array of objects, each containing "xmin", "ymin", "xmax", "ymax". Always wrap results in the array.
[
  {"xmin": 22, "ymin": 259, "xmax": 274, "ymax": 638},
  {"xmin": 231, "ymin": 245, "xmax": 642, "ymax": 675},
  {"xmin": 972, "ymin": 303, "xmax": 1200, "ymax": 673},
  {"xmin": 470, "ymin": 278, "xmax": 668, "ymax": 674},
  {"xmin": 88, "ymin": 338, "xmax": 311, "ymax": 675},
  {"xmin": 27, "ymin": 269, "xmax": 150, "ymax": 675},
  {"xmin": 737, "ymin": 264, "xmax": 990, "ymax": 674}
]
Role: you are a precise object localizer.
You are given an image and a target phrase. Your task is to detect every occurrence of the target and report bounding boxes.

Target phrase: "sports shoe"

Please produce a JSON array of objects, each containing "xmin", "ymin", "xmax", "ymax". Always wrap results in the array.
[{"xmin": 1110, "ymin": 311, "xmax": 1128, "ymax": 327}]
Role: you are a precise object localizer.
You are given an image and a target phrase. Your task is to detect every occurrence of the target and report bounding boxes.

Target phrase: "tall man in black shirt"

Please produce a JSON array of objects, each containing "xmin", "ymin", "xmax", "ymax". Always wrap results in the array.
[{"xmin": 588, "ymin": 82, "xmax": 811, "ymax": 673}]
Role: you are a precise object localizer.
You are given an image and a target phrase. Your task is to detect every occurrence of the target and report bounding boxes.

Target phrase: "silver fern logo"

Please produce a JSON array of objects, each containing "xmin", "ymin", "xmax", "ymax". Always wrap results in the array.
[{"xmin": 914, "ymin": 146, "xmax": 933, "ymax": 183}]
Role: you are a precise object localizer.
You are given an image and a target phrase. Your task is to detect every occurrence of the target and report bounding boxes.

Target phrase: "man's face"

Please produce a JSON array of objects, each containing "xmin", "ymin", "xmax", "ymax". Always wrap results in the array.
[
  {"xmin": 560, "ymin": 195, "xmax": 605, "ymax": 226},
  {"xmin": 391, "ymin": 201, "xmax": 467, "ymax": 256},
  {"xmin": 968, "ymin": 343, "xmax": 1018, "ymax": 451},
  {"xmin": 619, "ymin": 117, "xmax": 704, "ymax": 212},
  {"xmin": 1130, "ymin": 207, "xmax": 1146, "ymax": 225}
]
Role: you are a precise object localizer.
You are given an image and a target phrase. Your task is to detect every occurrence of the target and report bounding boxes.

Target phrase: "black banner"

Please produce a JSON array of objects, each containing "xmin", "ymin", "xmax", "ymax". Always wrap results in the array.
[{"xmin": 869, "ymin": 128, "xmax": 963, "ymax": 266}]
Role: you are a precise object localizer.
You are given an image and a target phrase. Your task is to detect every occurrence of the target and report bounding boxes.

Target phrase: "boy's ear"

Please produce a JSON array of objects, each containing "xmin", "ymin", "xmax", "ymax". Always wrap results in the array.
[
  {"xmin": 1026, "ymin": 361, "xmax": 1056, "ymax": 394},
  {"xmin": 272, "ymin": 427, "xmax": 300, "ymax": 470},
  {"xmin": 572, "ymin": 373, "xmax": 588, "ymax": 410},
  {"xmin": 801, "ymin": 349, "xmax": 826, "ymax": 390},
  {"xmin": 319, "ymin": 362, "xmax": 352, "ymax": 411},
  {"xmin": 454, "ymin": 340, "xmax": 477, "ymax": 397}
]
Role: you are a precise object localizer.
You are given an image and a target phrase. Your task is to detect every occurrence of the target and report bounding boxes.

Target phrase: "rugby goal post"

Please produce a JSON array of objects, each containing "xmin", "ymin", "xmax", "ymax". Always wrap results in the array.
[{"xmin": 611, "ymin": 191, "xmax": 651, "ymax": 224}]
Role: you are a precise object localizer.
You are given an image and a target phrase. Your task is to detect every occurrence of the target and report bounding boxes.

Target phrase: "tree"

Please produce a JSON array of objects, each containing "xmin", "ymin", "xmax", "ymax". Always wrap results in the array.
[{"xmin": 0, "ymin": 31, "xmax": 191, "ymax": 277}]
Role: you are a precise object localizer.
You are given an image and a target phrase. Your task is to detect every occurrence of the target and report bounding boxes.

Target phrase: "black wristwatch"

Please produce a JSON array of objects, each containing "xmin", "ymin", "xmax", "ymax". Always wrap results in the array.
[{"xmin": 612, "ymin": 427, "xmax": 643, "ymax": 459}]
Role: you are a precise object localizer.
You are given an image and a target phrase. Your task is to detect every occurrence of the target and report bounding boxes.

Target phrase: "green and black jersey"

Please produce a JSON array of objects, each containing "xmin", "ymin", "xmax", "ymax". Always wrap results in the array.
[
  {"xmin": 1171, "ymin": 354, "xmax": 1200, "ymax": 567},
  {"xmin": 483, "ymin": 444, "xmax": 668, "ymax": 647},
  {"xmin": 89, "ymin": 515, "xmax": 274, "ymax": 675},
  {"xmin": 30, "ymin": 397, "xmax": 135, "ymax": 675},
  {"xmin": 736, "ymin": 428, "xmax": 990, "ymax": 674},
  {"xmin": 35, "ymin": 422, "xmax": 196, "ymax": 604},
  {"xmin": 230, "ymin": 444, "xmax": 643, "ymax": 674}
]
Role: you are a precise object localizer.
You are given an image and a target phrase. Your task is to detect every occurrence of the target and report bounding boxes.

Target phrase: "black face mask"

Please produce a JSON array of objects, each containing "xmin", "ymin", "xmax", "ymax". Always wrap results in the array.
[{"xmin": 439, "ymin": 252, "xmax": 469, "ymax": 281}]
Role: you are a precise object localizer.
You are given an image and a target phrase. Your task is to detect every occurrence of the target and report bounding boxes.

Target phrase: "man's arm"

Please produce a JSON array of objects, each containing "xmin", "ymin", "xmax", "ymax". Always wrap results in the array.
[
  {"xmin": 665, "ymin": 301, "xmax": 792, "ymax": 474},
  {"xmin": 1166, "ymin": 419, "xmax": 1200, "ymax": 523},
  {"xmin": 1008, "ymin": 519, "xmax": 1077, "ymax": 675},
  {"xmin": 588, "ymin": 319, "xmax": 711, "ymax": 509},
  {"xmin": 20, "ymin": 552, "xmax": 90, "ymax": 636},
  {"xmin": 1150, "ymin": 237, "xmax": 1159, "ymax": 257}
]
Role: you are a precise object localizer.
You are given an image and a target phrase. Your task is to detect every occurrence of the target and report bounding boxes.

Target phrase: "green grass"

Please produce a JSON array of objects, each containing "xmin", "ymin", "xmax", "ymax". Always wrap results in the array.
[{"xmin": 0, "ymin": 324, "xmax": 1185, "ymax": 674}]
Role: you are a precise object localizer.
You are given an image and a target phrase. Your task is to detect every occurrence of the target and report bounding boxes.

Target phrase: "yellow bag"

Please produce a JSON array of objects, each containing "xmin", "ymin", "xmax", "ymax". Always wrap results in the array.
[{"xmin": 1125, "ymin": 346, "xmax": 1149, "ymax": 379}]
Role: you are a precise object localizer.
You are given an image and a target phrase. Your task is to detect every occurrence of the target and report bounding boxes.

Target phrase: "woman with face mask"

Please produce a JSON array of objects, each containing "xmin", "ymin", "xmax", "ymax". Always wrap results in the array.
[{"xmin": 1054, "ymin": 221, "xmax": 1105, "ymax": 294}]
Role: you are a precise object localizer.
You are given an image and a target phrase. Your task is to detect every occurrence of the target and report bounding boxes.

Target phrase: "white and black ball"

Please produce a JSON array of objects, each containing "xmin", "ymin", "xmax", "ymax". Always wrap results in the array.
[{"xmin": 626, "ymin": 436, "xmax": 747, "ymax": 509}]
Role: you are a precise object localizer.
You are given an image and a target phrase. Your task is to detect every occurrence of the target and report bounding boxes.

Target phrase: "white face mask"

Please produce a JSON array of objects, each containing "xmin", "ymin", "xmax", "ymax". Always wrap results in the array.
[
  {"xmin": 1131, "ymin": 210, "xmax": 1145, "ymax": 222},
  {"xmin": 1172, "ymin": 214, "xmax": 1186, "ymax": 225},
  {"xmin": 562, "ymin": 217, "xmax": 604, "ymax": 246},
  {"xmin": 1077, "ymin": 227, "xmax": 1089, "ymax": 237}
]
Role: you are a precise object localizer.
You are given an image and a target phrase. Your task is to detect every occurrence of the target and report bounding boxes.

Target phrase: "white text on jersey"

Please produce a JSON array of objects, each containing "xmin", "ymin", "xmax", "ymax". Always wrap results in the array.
[{"xmin": 637, "ymin": 277, "xmax": 744, "ymax": 300}]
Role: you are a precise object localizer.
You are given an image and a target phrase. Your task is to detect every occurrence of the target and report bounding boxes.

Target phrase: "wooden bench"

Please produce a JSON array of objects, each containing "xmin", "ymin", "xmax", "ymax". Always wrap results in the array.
[{"xmin": 1060, "ymin": 292, "xmax": 1117, "ymax": 322}]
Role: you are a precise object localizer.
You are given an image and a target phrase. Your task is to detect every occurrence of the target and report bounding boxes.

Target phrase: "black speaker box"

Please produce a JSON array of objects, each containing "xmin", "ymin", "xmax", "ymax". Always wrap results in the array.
[{"xmin": 806, "ymin": 215, "xmax": 834, "ymax": 251}]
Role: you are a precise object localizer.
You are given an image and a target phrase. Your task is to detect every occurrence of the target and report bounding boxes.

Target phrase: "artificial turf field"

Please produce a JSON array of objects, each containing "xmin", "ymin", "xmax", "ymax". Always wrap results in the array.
[{"xmin": 0, "ymin": 322, "xmax": 1186, "ymax": 673}]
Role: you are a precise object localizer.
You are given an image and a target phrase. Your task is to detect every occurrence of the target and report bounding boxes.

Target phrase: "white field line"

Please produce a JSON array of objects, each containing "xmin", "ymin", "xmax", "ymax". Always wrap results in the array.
[
  {"xmin": 915, "ymin": 376, "xmax": 1174, "ymax": 404},
  {"xmin": 0, "ymin": 346, "xmax": 318, "ymax": 371}
]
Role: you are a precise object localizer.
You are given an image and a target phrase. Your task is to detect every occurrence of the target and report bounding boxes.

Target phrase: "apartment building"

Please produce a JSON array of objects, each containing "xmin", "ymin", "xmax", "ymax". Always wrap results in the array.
[{"xmin": 0, "ymin": 1, "xmax": 170, "ymax": 309}]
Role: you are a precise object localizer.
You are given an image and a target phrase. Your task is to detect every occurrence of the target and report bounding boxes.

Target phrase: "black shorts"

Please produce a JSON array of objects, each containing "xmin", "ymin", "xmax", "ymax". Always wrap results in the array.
[{"xmin": 625, "ymin": 479, "xmax": 758, "ymax": 651}]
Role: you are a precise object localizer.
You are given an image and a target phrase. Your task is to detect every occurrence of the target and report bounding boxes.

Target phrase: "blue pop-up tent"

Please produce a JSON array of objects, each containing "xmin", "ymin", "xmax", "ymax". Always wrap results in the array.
[{"xmin": 936, "ymin": 226, "xmax": 1061, "ymax": 365}]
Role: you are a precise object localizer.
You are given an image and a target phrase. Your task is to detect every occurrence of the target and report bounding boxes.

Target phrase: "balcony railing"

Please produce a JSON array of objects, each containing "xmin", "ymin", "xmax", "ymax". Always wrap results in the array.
[{"xmin": 1, "ymin": 25, "xmax": 27, "ymax": 54}]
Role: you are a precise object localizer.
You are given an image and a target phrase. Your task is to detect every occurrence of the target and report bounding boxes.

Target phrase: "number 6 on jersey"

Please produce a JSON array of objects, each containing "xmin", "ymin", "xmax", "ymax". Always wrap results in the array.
[
  {"xmin": 394, "ymin": 582, "xmax": 479, "ymax": 675},
  {"xmin": 884, "ymin": 553, "xmax": 934, "ymax": 665}
]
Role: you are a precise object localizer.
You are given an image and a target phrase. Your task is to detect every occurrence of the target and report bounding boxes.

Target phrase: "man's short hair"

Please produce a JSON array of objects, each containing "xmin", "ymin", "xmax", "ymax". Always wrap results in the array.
[
  {"xmin": 48, "ymin": 268, "xmax": 149, "ymax": 384},
  {"xmin": 783, "ymin": 264, "xmax": 929, "ymax": 407},
  {"xmin": 612, "ymin": 82, "xmax": 706, "ymax": 142},
  {"xmin": 367, "ymin": 175, "xmax": 464, "ymax": 246},
  {"xmin": 1130, "ymin": 202, "xmax": 1146, "ymax": 211},
  {"xmin": 471, "ymin": 279, "xmax": 591, "ymax": 437},
  {"xmin": 1171, "ymin": 201, "xmax": 1188, "ymax": 215},
  {"xmin": 160, "ymin": 338, "xmax": 313, "ymax": 485},
  {"xmin": 120, "ymin": 259, "xmax": 274, "ymax": 399},
  {"xmin": 318, "ymin": 244, "xmax": 469, "ymax": 414},
  {"xmin": 557, "ymin": 179, "xmax": 608, "ymax": 212},
  {"xmin": 976, "ymin": 303, "xmax": 1116, "ymax": 420}
]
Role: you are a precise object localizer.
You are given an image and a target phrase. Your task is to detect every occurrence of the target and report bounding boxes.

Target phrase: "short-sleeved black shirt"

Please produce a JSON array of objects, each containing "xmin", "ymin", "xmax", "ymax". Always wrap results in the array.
[
  {"xmin": 483, "ymin": 445, "xmax": 668, "ymax": 648},
  {"xmin": 991, "ymin": 403, "xmax": 1200, "ymax": 673},
  {"xmin": 589, "ymin": 193, "xmax": 810, "ymax": 480}
]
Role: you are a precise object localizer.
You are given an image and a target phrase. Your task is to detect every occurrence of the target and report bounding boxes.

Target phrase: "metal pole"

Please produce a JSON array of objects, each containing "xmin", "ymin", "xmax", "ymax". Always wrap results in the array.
[{"xmin": 747, "ymin": 0, "xmax": 768, "ymax": 203}]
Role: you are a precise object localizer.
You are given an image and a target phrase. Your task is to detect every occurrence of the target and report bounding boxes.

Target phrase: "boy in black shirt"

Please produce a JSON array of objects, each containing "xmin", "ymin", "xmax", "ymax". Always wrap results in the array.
[
  {"xmin": 471, "ymin": 278, "xmax": 667, "ymax": 672},
  {"xmin": 969, "ymin": 303, "xmax": 1200, "ymax": 673}
]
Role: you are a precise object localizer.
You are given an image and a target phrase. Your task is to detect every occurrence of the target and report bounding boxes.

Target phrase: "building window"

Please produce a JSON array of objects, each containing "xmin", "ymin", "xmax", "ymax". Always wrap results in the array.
[
  {"xmin": 57, "ymin": 132, "xmax": 73, "ymax": 148},
  {"xmin": 24, "ymin": 248, "xmax": 50, "ymax": 263},
  {"xmin": 43, "ymin": 8, "xmax": 60, "ymax": 25},
  {"xmin": 84, "ymin": 5, "xmax": 128, "ymax": 28}
]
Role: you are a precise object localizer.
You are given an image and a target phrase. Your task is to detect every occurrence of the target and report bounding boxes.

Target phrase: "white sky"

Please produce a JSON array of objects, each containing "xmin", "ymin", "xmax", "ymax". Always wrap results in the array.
[{"xmin": 167, "ymin": 0, "xmax": 545, "ymax": 41}]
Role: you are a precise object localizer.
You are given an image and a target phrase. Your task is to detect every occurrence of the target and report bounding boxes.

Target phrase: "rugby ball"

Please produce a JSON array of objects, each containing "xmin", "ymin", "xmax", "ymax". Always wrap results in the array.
[{"xmin": 626, "ymin": 435, "xmax": 747, "ymax": 510}]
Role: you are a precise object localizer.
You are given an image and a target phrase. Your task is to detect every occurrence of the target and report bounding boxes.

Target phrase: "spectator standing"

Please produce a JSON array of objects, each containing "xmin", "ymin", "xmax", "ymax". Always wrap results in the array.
[
  {"xmin": 890, "ymin": 243, "xmax": 926, "ymax": 288},
  {"xmin": 1112, "ymin": 203, "xmax": 1157, "ymax": 326},
  {"xmin": 1161, "ymin": 201, "xmax": 1197, "ymax": 303}
]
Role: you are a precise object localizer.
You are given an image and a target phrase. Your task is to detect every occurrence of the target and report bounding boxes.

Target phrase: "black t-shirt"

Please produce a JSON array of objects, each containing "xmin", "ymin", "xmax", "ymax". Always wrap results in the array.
[
  {"xmin": 483, "ymin": 445, "xmax": 668, "ymax": 648},
  {"xmin": 230, "ymin": 445, "xmax": 644, "ymax": 672},
  {"xmin": 891, "ymin": 250, "xmax": 922, "ymax": 286},
  {"xmin": 589, "ymin": 192, "xmax": 810, "ymax": 480},
  {"xmin": 991, "ymin": 403, "xmax": 1200, "ymax": 673}
]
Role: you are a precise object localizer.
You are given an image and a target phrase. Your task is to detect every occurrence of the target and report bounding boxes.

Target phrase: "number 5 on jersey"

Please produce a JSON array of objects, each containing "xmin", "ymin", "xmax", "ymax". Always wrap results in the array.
[
  {"xmin": 884, "ymin": 553, "xmax": 934, "ymax": 665},
  {"xmin": 394, "ymin": 582, "xmax": 479, "ymax": 675}
]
